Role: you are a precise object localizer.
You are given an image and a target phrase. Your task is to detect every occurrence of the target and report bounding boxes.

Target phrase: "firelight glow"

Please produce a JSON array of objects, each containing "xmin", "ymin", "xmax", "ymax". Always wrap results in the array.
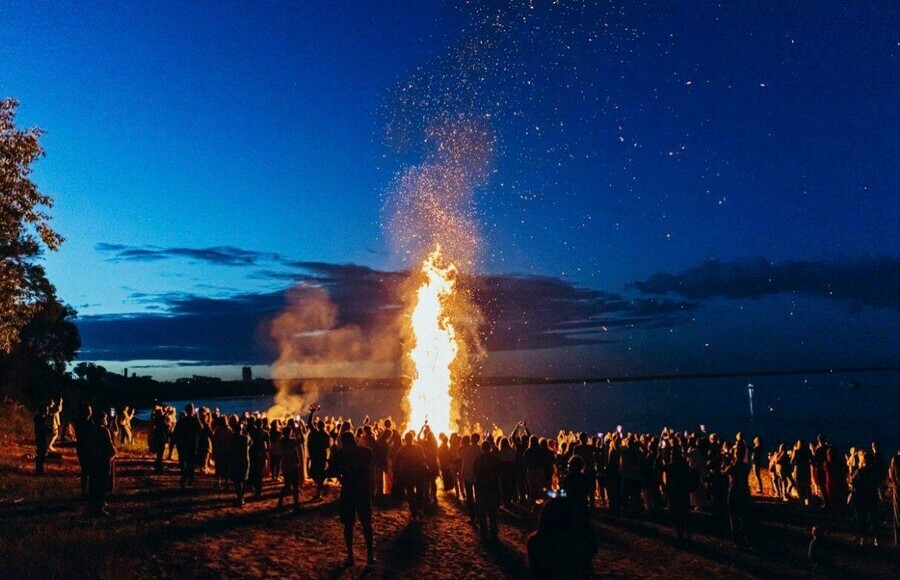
[{"xmin": 404, "ymin": 246, "xmax": 459, "ymax": 435}]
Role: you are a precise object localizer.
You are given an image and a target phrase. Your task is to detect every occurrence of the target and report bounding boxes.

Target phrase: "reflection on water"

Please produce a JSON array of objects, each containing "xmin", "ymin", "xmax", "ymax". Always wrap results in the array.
[{"xmin": 140, "ymin": 371, "xmax": 900, "ymax": 450}]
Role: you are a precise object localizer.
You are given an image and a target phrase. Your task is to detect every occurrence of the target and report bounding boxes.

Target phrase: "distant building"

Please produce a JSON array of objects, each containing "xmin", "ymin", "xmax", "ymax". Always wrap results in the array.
[
  {"xmin": 242, "ymin": 366, "xmax": 252, "ymax": 383},
  {"xmin": 123, "ymin": 368, "xmax": 129, "ymax": 378}
]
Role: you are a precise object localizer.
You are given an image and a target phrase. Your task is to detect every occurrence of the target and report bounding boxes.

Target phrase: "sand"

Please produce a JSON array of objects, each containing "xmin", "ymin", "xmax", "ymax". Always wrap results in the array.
[{"xmin": 0, "ymin": 427, "xmax": 897, "ymax": 579}]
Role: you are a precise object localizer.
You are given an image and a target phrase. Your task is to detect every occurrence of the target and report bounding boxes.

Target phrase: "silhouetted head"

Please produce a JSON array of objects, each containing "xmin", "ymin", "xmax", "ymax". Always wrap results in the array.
[
  {"xmin": 462, "ymin": 434, "xmax": 470, "ymax": 446},
  {"xmin": 404, "ymin": 431, "xmax": 415, "ymax": 445},
  {"xmin": 529, "ymin": 435, "xmax": 539, "ymax": 448},
  {"xmin": 340, "ymin": 431, "xmax": 357, "ymax": 449},
  {"xmin": 579, "ymin": 432, "xmax": 588, "ymax": 444},
  {"xmin": 185, "ymin": 403, "xmax": 194, "ymax": 416},
  {"xmin": 536, "ymin": 496, "xmax": 575, "ymax": 536},
  {"xmin": 471, "ymin": 433, "xmax": 481, "ymax": 445},
  {"xmin": 569, "ymin": 455, "xmax": 585, "ymax": 474},
  {"xmin": 481, "ymin": 440, "xmax": 493, "ymax": 453}
]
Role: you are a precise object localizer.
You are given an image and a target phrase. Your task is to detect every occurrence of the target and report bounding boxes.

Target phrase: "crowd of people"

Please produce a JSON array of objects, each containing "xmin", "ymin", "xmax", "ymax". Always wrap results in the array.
[{"xmin": 33, "ymin": 397, "xmax": 900, "ymax": 573}]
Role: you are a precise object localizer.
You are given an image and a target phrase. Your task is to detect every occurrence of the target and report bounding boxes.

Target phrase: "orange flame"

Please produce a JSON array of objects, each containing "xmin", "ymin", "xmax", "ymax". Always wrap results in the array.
[{"xmin": 404, "ymin": 245, "xmax": 459, "ymax": 434}]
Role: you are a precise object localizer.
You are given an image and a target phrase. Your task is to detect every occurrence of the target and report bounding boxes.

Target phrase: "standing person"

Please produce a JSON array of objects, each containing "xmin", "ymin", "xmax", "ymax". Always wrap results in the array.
[
  {"xmin": 248, "ymin": 418, "xmax": 270, "ymax": 498},
  {"xmin": 824, "ymin": 446, "xmax": 848, "ymax": 521},
  {"xmin": 438, "ymin": 433, "xmax": 457, "ymax": 498},
  {"xmin": 749, "ymin": 437, "xmax": 765, "ymax": 495},
  {"xmin": 331, "ymin": 431, "xmax": 376, "ymax": 567},
  {"xmin": 665, "ymin": 448, "xmax": 696, "ymax": 547},
  {"xmin": 792, "ymin": 440, "xmax": 813, "ymax": 506},
  {"xmin": 230, "ymin": 417, "xmax": 251, "ymax": 508},
  {"xmin": 277, "ymin": 421, "xmax": 302, "ymax": 509},
  {"xmin": 394, "ymin": 431, "xmax": 427, "ymax": 520},
  {"xmin": 527, "ymin": 496, "xmax": 597, "ymax": 578},
  {"xmin": 85, "ymin": 412, "xmax": 117, "ymax": 516},
  {"xmin": 374, "ymin": 428, "xmax": 392, "ymax": 497},
  {"xmin": 775, "ymin": 443, "xmax": 795, "ymax": 500},
  {"xmin": 619, "ymin": 437, "xmax": 643, "ymax": 513},
  {"xmin": 498, "ymin": 437, "xmax": 516, "ymax": 506},
  {"xmin": 606, "ymin": 437, "xmax": 622, "ymax": 511},
  {"xmin": 165, "ymin": 407, "xmax": 177, "ymax": 460},
  {"xmin": 33, "ymin": 403, "xmax": 50, "ymax": 475},
  {"xmin": 151, "ymin": 408, "xmax": 169, "ymax": 474},
  {"xmin": 211, "ymin": 415, "xmax": 232, "ymax": 489},
  {"xmin": 723, "ymin": 448, "xmax": 753, "ymax": 549},
  {"xmin": 196, "ymin": 411, "xmax": 213, "ymax": 475},
  {"xmin": 173, "ymin": 404, "xmax": 202, "ymax": 487},
  {"xmin": 573, "ymin": 433, "xmax": 598, "ymax": 508},
  {"xmin": 812, "ymin": 435, "xmax": 829, "ymax": 500},
  {"xmin": 74, "ymin": 404, "xmax": 93, "ymax": 495},
  {"xmin": 146, "ymin": 406, "xmax": 157, "ymax": 454},
  {"xmin": 451, "ymin": 433, "xmax": 465, "ymax": 500},
  {"xmin": 269, "ymin": 420, "xmax": 283, "ymax": 482},
  {"xmin": 118, "ymin": 406, "xmax": 135, "ymax": 446},
  {"xmin": 46, "ymin": 397, "xmax": 63, "ymax": 452},
  {"xmin": 849, "ymin": 449, "xmax": 880, "ymax": 546},
  {"xmin": 418, "ymin": 425, "xmax": 439, "ymax": 507},
  {"xmin": 460, "ymin": 433, "xmax": 483, "ymax": 523},
  {"xmin": 561, "ymin": 455, "xmax": 591, "ymax": 507},
  {"xmin": 523, "ymin": 436, "xmax": 546, "ymax": 508},
  {"xmin": 888, "ymin": 452, "xmax": 900, "ymax": 546},
  {"xmin": 307, "ymin": 403, "xmax": 330, "ymax": 500},
  {"xmin": 473, "ymin": 439, "xmax": 502, "ymax": 540}
]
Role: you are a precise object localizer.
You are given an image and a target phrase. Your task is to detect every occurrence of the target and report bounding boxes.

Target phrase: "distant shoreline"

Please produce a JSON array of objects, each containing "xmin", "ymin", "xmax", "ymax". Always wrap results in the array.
[
  {"xmin": 482, "ymin": 365, "xmax": 900, "ymax": 387},
  {"xmin": 116, "ymin": 365, "xmax": 899, "ymax": 408}
]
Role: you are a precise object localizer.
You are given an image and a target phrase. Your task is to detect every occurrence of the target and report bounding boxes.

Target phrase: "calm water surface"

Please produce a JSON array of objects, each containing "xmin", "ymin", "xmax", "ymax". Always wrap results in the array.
[{"xmin": 140, "ymin": 370, "xmax": 899, "ymax": 450}]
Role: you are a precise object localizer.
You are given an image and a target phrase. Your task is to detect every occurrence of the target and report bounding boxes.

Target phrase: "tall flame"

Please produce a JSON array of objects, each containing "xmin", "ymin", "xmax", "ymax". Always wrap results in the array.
[{"xmin": 404, "ymin": 245, "xmax": 459, "ymax": 435}]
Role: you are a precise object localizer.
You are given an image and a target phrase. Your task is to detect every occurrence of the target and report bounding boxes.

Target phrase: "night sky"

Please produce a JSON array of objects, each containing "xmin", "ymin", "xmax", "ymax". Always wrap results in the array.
[{"xmin": 2, "ymin": 1, "xmax": 897, "ymax": 379}]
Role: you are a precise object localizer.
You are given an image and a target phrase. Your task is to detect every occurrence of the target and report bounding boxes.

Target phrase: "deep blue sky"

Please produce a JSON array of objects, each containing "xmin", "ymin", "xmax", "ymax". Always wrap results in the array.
[{"xmin": 1, "ymin": 1, "xmax": 897, "ymax": 379}]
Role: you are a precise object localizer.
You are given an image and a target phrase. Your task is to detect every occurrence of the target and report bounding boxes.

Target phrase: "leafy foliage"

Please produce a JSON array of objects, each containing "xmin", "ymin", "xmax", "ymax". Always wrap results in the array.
[{"xmin": 1, "ymin": 98, "xmax": 65, "ymax": 353}]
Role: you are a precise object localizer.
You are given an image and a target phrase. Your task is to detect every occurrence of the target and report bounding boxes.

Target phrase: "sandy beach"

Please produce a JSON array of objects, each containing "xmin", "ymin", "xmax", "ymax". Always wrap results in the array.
[{"xmin": 1, "ymin": 423, "xmax": 897, "ymax": 579}]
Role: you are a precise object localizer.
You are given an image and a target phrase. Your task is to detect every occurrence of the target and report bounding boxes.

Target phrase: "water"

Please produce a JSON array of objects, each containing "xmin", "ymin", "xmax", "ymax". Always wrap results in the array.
[{"xmin": 140, "ymin": 370, "xmax": 900, "ymax": 450}]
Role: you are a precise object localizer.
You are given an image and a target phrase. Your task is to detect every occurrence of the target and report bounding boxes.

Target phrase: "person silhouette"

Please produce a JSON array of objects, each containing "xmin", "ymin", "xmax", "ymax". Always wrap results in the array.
[{"xmin": 331, "ymin": 431, "xmax": 376, "ymax": 566}]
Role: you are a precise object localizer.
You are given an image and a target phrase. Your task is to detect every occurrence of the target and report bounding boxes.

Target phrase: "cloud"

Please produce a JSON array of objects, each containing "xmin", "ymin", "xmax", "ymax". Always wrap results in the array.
[
  {"xmin": 96, "ymin": 243, "xmax": 281, "ymax": 267},
  {"xmin": 633, "ymin": 256, "xmax": 900, "ymax": 309},
  {"xmin": 76, "ymin": 262, "xmax": 699, "ymax": 363},
  {"xmin": 475, "ymin": 274, "xmax": 698, "ymax": 349}
]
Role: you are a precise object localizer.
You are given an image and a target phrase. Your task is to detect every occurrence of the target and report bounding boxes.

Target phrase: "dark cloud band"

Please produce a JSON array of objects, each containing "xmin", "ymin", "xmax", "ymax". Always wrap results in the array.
[{"xmin": 633, "ymin": 256, "xmax": 900, "ymax": 310}]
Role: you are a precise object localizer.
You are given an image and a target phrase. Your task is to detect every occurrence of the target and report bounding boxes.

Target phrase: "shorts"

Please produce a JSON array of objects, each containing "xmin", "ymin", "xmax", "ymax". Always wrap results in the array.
[{"xmin": 339, "ymin": 494, "xmax": 372, "ymax": 526}]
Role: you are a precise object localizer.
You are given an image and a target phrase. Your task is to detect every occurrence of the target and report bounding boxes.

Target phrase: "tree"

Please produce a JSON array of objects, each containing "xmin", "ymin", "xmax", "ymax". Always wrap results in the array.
[
  {"xmin": 1, "ymin": 97, "xmax": 64, "ymax": 353},
  {"xmin": 0, "ymin": 292, "xmax": 80, "ymax": 401},
  {"xmin": 73, "ymin": 361, "xmax": 108, "ymax": 383}
]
